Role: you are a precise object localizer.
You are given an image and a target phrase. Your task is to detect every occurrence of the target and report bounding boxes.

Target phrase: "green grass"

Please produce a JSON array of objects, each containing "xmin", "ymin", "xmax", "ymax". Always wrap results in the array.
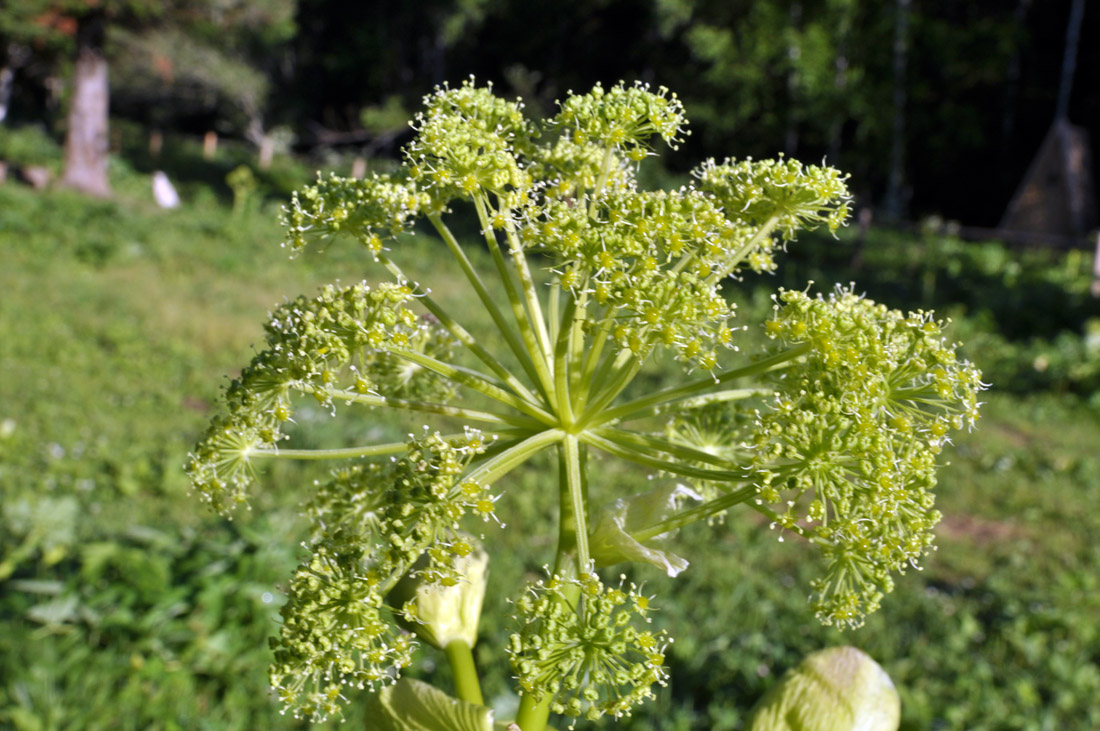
[{"xmin": 1, "ymin": 178, "xmax": 1099, "ymax": 729}]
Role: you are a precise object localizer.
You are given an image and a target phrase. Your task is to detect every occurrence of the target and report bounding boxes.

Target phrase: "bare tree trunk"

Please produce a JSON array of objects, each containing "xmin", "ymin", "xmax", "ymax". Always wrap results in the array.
[
  {"xmin": 1000, "ymin": 0, "xmax": 1032, "ymax": 146},
  {"xmin": 784, "ymin": 1, "xmax": 803, "ymax": 157},
  {"xmin": 61, "ymin": 12, "xmax": 111, "ymax": 197},
  {"xmin": 883, "ymin": 0, "xmax": 910, "ymax": 221},
  {"xmin": 1056, "ymin": 0, "xmax": 1085, "ymax": 120}
]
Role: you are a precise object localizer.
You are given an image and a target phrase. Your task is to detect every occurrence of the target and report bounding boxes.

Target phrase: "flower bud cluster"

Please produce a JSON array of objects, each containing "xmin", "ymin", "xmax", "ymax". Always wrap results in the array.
[
  {"xmin": 508, "ymin": 571, "xmax": 670, "ymax": 726},
  {"xmin": 696, "ymin": 156, "xmax": 852, "ymax": 241},
  {"xmin": 281, "ymin": 172, "xmax": 429, "ymax": 256},
  {"xmin": 752, "ymin": 286, "xmax": 984, "ymax": 627},
  {"xmin": 187, "ymin": 281, "xmax": 452, "ymax": 514},
  {"xmin": 553, "ymin": 81, "xmax": 688, "ymax": 155},
  {"xmin": 271, "ymin": 431, "xmax": 491, "ymax": 721},
  {"xmin": 523, "ymin": 189, "xmax": 746, "ymax": 367},
  {"xmin": 528, "ymin": 136, "xmax": 635, "ymax": 200},
  {"xmin": 306, "ymin": 430, "xmax": 493, "ymax": 584},
  {"xmin": 406, "ymin": 79, "xmax": 534, "ymax": 208},
  {"xmin": 269, "ymin": 542, "xmax": 414, "ymax": 723}
]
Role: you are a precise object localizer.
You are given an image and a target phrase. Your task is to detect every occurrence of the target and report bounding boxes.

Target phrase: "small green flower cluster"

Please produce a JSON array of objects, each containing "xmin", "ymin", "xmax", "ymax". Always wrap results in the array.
[
  {"xmin": 508, "ymin": 571, "xmax": 669, "ymax": 726},
  {"xmin": 752, "ymin": 286, "xmax": 984, "ymax": 627},
  {"xmin": 528, "ymin": 135, "xmax": 635, "ymax": 200},
  {"xmin": 282, "ymin": 173, "xmax": 429, "ymax": 256},
  {"xmin": 269, "ymin": 542, "xmax": 414, "ymax": 723},
  {"xmin": 696, "ymin": 156, "xmax": 852, "ymax": 241},
  {"xmin": 554, "ymin": 81, "xmax": 688, "ymax": 158},
  {"xmin": 271, "ymin": 431, "xmax": 492, "ymax": 721},
  {"xmin": 523, "ymin": 189, "xmax": 745, "ymax": 367},
  {"xmin": 406, "ymin": 79, "xmax": 535, "ymax": 207},
  {"xmin": 305, "ymin": 430, "xmax": 494, "ymax": 583},
  {"xmin": 186, "ymin": 280, "xmax": 450, "ymax": 514}
]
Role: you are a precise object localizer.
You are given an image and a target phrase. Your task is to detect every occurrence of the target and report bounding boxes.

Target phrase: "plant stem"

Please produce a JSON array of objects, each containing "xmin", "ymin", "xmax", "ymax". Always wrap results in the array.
[
  {"xmin": 705, "ymin": 214, "xmax": 781, "ymax": 286},
  {"xmin": 387, "ymin": 347, "xmax": 556, "ymax": 425},
  {"xmin": 559, "ymin": 436, "xmax": 590, "ymax": 570},
  {"xmin": 497, "ymin": 195, "xmax": 555, "ymax": 368},
  {"xmin": 309, "ymin": 385, "xmax": 540, "ymax": 428},
  {"xmin": 462, "ymin": 428, "xmax": 565, "ymax": 488},
  {"xmin": 444, "ymin": 639, "xmax": 484, "ymax": 706},
  {"xmin": 375, "ymin": 251, "xmax": 541, "ymax": 406},
  {"xmin": 514, "ymin": 691, "xmax": 553, "ymax": 731},
  {"xmin": 247, "ymin": 441, "xmax": 410, "ymax": 461},
  {"xmin": 580, "ymin": 430, "xmax": 748, "ymax": 483},
  {"xmin": 590, "ymin": 343, "xmax": 811, "ymax": 427},
  {"xmin": 473, "ymin": 196, "xmax": 556, "ymax": 397},
  {"xmin": 631, "ymin": 484, "xmax": 758, "ymax": 542},
  {"xmin": 427, "ymin": 214, "xmax": 549, "ymax": 399},
  {"xmin": 593, "ymin": 426, "xmax": 743, "ymax": 469}
]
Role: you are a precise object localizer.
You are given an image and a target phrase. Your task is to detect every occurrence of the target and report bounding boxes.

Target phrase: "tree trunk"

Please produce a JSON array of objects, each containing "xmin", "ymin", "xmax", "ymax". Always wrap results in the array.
[
  {"xmin": 61, "ymin": 12, "xmax": 111, "ymax": 197},
  {"xmin": 1056, "ymin": 0, "xmax": 1085, "ymax": 120},
  {"xmin": 883, "ymin": 0, "xmax": 911, "ymax": 221}
]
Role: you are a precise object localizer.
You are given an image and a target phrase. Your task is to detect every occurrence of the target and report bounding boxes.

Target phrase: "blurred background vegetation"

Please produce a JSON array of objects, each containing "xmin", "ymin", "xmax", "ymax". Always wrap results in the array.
[{"xmin": 1, "ymin": 1, "xmax": 1099, "ymax": 729}]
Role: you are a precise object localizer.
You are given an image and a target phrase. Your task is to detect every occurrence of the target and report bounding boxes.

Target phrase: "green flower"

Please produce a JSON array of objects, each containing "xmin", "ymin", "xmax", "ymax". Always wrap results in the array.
[
  {"xmin": 282, "ymin": 172, "xmax": 429, "ymax": 256},
  {"xmin": 508, "ymin": 571, "xmax": 670, "ymax": 726},
  {"xmin": 406, "ymin": 78, "xmax": 535, "ymax": 208},
  {"xmin": 554, "ymin": 81, "xmax": 688, "ymax": 154},
  {"xmin": 752, "ymin": 286, "xmax": 984, "ymax": 627},
  {"xmin": 186, "ymin": 280, "xmax": 449, "ymax": 514},
  {"xmin": 269, "ymin": 542, "xmax": 415, "ymax": 723}
]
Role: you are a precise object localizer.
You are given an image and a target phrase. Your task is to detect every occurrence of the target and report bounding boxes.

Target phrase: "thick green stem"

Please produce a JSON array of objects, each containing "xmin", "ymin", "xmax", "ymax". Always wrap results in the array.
[
  {"xmin": 247, "ymin": 441, "xmax": 409, "ymax": 462},
  {"xmin": 593, "ymin": 427, "xmax": 745, "ymax": 470},
  {"xmin": 462, "ymin": 428, "xmax": 565, "ymax": 488},
  {"xmin": 553, "ymin": 295, "xmax": 577, "ymax": 425},
  {"xmin": 580, "ymin": 348, "xmax": 649, "ymax": 425},
  {"xmin": 558, "ymin": 436, "xmax": 590, "ymax": 571},
  {"xmin": 580, "ymin": 430, "xmax": 749, "ymax": 483},
  {"xmin": 375, "ymin": 251, "xmax": 540, "ymax": 406},
  {"xmin": 444, "ymin": 639, "xmax": 484, "ymax": 706},
  {"xmin": 630, "ymin": 388, "xmax": 768, "ymax": 421},
  {"xmin": 515, "ymin": 692, "xmax": 554, "ymax": 731},
  {"xmin": 496, "ymin": 195, "xmax": 555, "ymax": 368},
  {"xmin": 574, "ymin": 306, "xmax": 613, "ymax": 415},
  {"xmin": 631, "ymin": 484, "xmax": 758, "ymax": 542}
]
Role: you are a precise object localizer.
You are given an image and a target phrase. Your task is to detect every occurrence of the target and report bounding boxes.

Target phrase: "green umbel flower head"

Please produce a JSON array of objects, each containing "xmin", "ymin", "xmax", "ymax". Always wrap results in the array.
[
  {"xmin": 270, "ymin": 431, "xmax": 493, "ymax": 721},
  {"xmin": 189, "ymin": 78, "xmax": 979, "ymax": 728},
  {"xmin": 508, "ymin": 571, "xmax": 670, "ymax": 726},
  {"xmin": 753, "ymin": 286, "xmax": 984, "ymax": 627}
]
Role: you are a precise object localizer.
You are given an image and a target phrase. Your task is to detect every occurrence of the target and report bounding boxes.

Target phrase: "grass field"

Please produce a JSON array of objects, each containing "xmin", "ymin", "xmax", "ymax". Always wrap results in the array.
[{"xmin": 2, "ymin": 177, "xmax": 1098, "ymax": 730}]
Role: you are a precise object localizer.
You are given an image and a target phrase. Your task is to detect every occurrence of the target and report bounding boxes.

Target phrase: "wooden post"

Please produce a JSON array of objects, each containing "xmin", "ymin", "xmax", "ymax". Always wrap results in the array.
[
  {"xmin": 351, "ymin": 156, "xmax": 367, "ymax": 179},
  {"xmin": 203, "ymin": 131, "xmax": 218, "ymax": 160},
  {"xmin": 258, "ymin": 134, "xmax": 274, "ymax": 170}
]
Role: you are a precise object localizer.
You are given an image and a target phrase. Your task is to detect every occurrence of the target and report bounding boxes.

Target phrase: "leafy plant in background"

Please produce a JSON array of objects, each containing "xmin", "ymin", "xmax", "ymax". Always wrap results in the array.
[{"xmin": 187, "ymin": 80, "xmax": 983, "ymax": 729}]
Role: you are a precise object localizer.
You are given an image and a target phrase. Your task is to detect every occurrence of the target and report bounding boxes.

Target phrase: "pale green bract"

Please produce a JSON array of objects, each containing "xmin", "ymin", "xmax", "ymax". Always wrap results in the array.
[{"xmin": 186, "ymin": 79, "xmax": 982, "ymax": 727}]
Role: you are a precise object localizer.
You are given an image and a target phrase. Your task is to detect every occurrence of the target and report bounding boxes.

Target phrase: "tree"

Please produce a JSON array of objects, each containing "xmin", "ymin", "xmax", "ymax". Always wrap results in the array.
[{"xmin": 0, "ymin": 0, "xmax": 296, "ymax": 196}]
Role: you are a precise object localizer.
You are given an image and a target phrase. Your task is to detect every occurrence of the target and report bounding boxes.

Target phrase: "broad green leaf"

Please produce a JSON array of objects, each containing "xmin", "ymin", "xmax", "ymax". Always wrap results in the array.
[{"xmin": 364, "ymin": 678, "xmax": 500, "ymax": 731}]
